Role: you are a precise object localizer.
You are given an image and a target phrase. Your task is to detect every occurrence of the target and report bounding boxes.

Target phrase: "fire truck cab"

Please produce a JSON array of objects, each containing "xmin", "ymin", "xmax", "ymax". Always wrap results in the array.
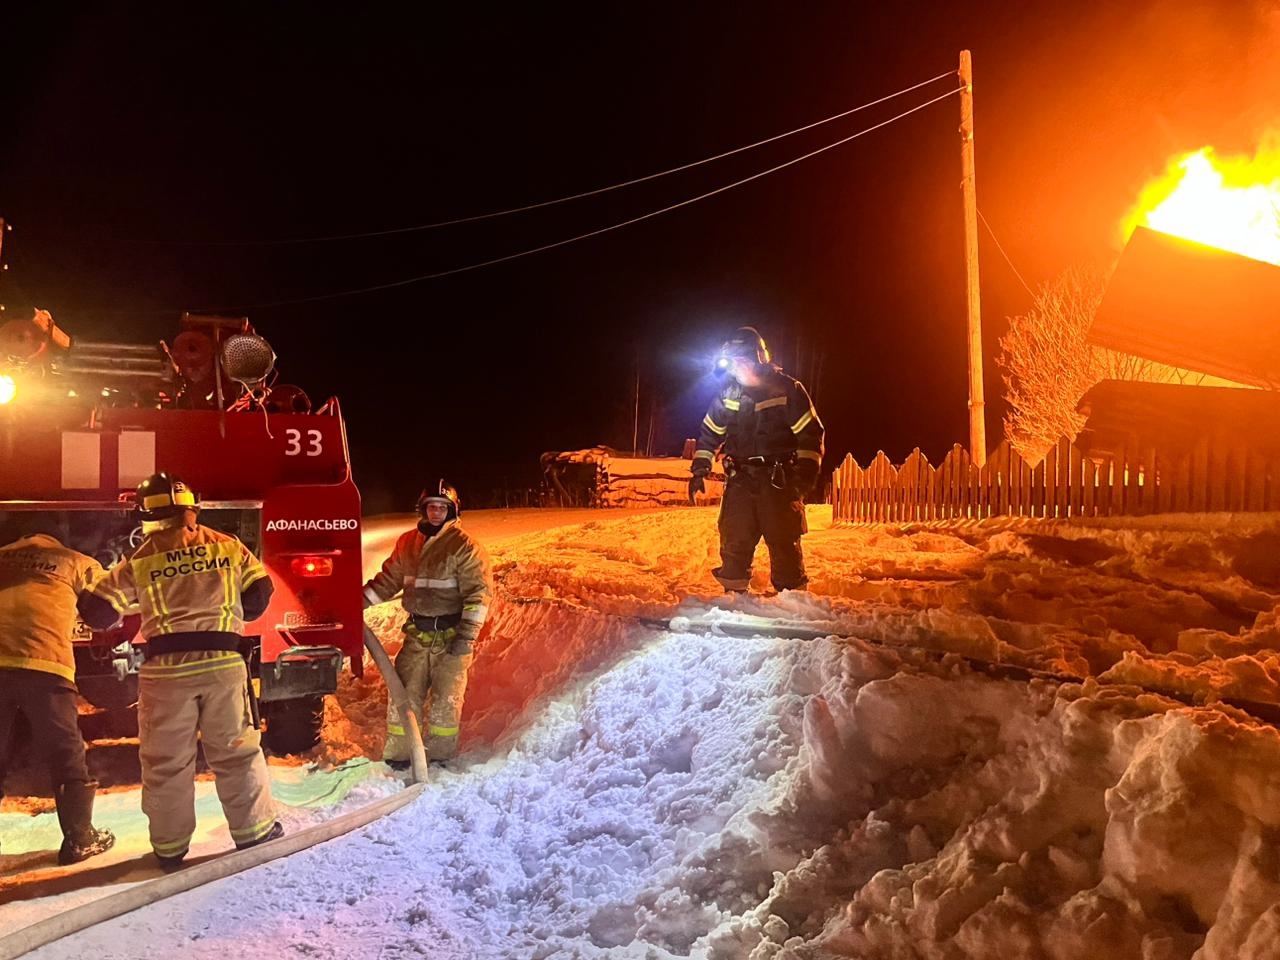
[{"xmin": 0, "ymin": 310, "xmax": 363, "ymax": 754}]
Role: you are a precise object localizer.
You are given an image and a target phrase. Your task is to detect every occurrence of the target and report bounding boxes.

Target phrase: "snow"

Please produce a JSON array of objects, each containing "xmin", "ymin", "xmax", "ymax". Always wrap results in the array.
[{"xmin": 7, "ymin": 506, "xmax": 1280, "ymax": 958}]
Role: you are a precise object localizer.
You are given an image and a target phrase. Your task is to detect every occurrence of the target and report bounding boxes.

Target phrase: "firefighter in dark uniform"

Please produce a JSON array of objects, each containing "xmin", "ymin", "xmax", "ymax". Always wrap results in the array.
[
  {"xmin": 78, "ymin": 473, "xmax": 281, "ymax": 871},
  {"xmin": 364, "ymin": 480, "xmax": 493, "ymax": 768},
  {"xmin": 0, "ymin": 522, "xmax": 116, "ymax": 863},
  {"xmin": 689, "ymin": 327, "xmax": 825, "ymax": 592}
]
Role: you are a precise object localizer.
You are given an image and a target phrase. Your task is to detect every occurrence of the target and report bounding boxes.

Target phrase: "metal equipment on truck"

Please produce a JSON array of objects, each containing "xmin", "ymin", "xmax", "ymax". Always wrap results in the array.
[{"xmin": 0, "ymin": 304, "xmax": 363, "ymax": 755}]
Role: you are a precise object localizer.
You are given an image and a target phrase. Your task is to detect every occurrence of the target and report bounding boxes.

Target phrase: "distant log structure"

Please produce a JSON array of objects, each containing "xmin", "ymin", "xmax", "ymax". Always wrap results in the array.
[{"xmin": 540, "ymin": 447, "xmax": 725, "ymax": 508}]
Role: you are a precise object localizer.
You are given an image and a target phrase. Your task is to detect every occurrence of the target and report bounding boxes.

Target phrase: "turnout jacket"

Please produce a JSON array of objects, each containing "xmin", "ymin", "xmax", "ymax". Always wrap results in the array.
[
  {"xmin": 78, "ymin": 522, "xmax": 273, "ymax": 654},
  {"xmin": 692, "ymin": 369, "xmax": 824, "ymax": 475},
  {"xmin": 0, "ymin": 535, "xmax": 102, "ymax": 682},
  {"xmin": 364, "ymin": 520, "xmax": 493, "ymax": 642}
]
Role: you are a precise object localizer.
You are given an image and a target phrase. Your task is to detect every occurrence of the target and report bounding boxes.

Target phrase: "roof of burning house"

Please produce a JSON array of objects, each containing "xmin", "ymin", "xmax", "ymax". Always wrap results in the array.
[{"xmin": 1088, "ymin": 226, "xmax": 1280, "ymax": 388}]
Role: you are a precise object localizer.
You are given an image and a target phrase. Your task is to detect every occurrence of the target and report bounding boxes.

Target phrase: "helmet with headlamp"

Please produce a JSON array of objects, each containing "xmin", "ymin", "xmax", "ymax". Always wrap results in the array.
[{"xmin": 714, "ymin": 326, "xmax": 771, "ymax": 374}]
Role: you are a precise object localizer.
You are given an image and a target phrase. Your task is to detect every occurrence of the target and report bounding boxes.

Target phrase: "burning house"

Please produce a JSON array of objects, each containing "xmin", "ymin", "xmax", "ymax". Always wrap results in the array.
[{"xmin": 1078, "ymin": 142, "xmax": 1280, "ymax": 467}]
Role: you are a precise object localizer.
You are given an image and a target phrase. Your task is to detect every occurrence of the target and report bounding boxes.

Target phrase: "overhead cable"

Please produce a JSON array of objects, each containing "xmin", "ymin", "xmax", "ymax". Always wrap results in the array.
[
  {"xmin": 146, "ymin": 69, "xmax": 959, "ymax": 247},
  {"xmin": 977, "ymin": 208, "xmax": 1035, "ymax": 296},
  {"xmin": 206, "ymin": 84, "xmax": 963, "ymax": 311}
]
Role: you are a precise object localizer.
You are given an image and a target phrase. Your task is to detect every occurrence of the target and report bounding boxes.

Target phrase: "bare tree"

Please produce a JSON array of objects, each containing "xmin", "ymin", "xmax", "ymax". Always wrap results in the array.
[{"xmin": 998, "ymin": 268, "xmax": 1106, "ymax": 463}]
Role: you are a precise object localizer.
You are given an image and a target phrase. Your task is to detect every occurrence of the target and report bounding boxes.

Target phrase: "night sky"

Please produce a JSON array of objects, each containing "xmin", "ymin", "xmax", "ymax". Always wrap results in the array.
[{"xmin": 2, "ymin": 3, "xmax": 1276, "ymax": 513}]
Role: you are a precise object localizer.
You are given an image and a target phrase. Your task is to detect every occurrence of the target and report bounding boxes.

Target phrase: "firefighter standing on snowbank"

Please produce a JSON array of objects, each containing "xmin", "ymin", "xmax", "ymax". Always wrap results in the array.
[
  {"xmin": 78, "ymin": 473, "xmax": 280, "ymax": 870},
  {"xmin": 0, "ymin": 524, "xmax": 116, "ymax": 863},
  {"xmin": 364, "ymin": 480, "xmax": 493, "ymax": 767},
  {"xmin": 689, "ymin": 326, "xmax": 825, "ymax": 592}
]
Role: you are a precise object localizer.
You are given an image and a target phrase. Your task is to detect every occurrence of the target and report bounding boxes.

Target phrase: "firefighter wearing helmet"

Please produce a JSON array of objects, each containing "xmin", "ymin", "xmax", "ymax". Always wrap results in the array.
[
  {"xmin": 363, "ymin": 479, "xmax": 493, "ymax": 768},
  {"xmin": 690, "ymin": 326, "xmax": 825, "ymax": 592},
  {"xmin": 0, "ymin": 518, "xmax": 116, "ymax": 864},
  {"xmin": 78, "ymin": 472, "xmax": 281, "ymax": 870}
]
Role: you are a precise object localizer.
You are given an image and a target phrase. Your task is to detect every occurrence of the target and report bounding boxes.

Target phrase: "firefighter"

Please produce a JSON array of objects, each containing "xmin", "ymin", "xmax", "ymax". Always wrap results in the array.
[
  {"xmin": 364, "ymin": 480, "xmax": 493, "ymax": 768},
  {"xmin": 689, "ymin": 326, "xmax": 825, "ymax": 592},
  {"xmin": 77, "ymin": 473, "xmax": 280, "ymax": 871},
  {"xmin": 0, "ymin": 521, "xmax": 116, "ymax": 864}
]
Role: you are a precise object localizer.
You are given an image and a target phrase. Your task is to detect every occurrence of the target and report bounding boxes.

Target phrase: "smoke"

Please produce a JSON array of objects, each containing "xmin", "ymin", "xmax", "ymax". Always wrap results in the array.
[
  {"xmin": 1139, "ymin": 0, "xmax": 1280, "ymax": 147},
  {"xmin": 1241, "ymin": 2, "xmax": 1280, "ymax": 137}
]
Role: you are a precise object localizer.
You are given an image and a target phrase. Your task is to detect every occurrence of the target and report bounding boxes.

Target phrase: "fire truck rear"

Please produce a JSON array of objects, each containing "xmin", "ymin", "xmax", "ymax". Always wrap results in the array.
[{"xmin": 0, "ymin": 309, "xmax": 364, "ymax": 755}]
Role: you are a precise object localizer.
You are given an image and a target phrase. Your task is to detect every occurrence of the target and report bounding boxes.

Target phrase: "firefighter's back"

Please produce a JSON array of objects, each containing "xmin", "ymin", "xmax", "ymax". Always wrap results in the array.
[
  {"xmin": 0, "ymin": 534, "xmax": 98, "ymax": 677},
  {"xmin": 126, "ymin": 523, "xmax": 266, "ymax": 643}
]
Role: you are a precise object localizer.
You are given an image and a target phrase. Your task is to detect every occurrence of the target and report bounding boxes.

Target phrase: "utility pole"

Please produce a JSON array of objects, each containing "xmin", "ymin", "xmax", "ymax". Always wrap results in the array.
[
  {"xmin": 632, "ymin": 363, "xmax": 640, "ymax": 455},
  {"xmin": 959, "ymin": 50, "xmax": 986, "ymax": 466},
  {"xmin": 0, "ymin": 218, "xmax": 8, "ymax": 315}
]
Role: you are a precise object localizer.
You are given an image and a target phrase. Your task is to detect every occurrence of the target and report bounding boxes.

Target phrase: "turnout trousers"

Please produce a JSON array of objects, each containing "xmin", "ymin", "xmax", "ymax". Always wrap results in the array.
[
  {"xmin": 714, "ymin": 472, "xmax": 809, "ymax": 592},
  {"xmin": 138, "ymin": 650, "xmax": 276, "ymax": 859},
  {"xmin": 384, "ymin": 628, "xmax": 472, "ymax": 762},
  {"xmin": 0, "ymin": 669, "xmax": 98, "ymax": 840}
]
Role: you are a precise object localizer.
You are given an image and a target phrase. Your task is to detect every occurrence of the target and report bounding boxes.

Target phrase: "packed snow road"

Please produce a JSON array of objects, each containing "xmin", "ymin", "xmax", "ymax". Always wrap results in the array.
[{"xmin": 8, "ymin": 506, "xmax": 1280, "ymax": 958}]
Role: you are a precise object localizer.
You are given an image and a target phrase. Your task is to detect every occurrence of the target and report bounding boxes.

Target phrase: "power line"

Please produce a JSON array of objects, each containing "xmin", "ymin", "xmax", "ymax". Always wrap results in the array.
[
  {"xmin": 206, "ymin": 85, "xmax": 963, "ymax": 311},
  {"xmin": 145, "ymin": 69, "xmax": 959, "ymax": 247},
  {"xmin": 977, "ymin": 208, "xmax": 1035, "ymax": 296}
]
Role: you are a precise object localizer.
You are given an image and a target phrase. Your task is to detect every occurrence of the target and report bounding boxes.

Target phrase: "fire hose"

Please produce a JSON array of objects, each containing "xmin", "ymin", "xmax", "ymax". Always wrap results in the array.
[
  {"xmin": 496, "ymin": 576, "xmax": 1280, "ymax": 727},
  {"xmin": 643, "ymin": 614, "xmax": 1280, "ymax": 727},
  {"xmin": 0, "ymin": 626, "xmax": 428, "ymax": 960}
]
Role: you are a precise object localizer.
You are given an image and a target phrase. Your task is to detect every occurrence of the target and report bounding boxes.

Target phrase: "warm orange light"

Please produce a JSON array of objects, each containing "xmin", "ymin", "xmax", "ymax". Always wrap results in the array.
[
  {"xmin": 0, "ymin": 375, "xmax": 14, "ymax": 405},
  {"xmin": 1123, "ymin": 141, "xmax": 1280, "ymax": 265},
  {"xmin": 290, "ymin": 556, "xmax": 334, "ymax": 577}
]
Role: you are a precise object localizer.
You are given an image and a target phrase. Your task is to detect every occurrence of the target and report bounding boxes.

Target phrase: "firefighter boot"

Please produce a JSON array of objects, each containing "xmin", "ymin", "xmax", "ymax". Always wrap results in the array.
[
  {"xmin": 235, "ymin": 820, "xmax": 284, "ymax": 850},
  {"xmin": 55, "ymin": 780, "xmax": 116, "ymax": 865},
  {"xmin": 156, "ymin": 851, "xmax": 187, "ymax": 873}
]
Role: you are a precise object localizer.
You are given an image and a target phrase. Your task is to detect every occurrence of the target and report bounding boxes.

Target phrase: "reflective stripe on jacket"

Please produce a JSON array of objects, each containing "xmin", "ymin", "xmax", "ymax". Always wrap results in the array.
[
  {"xmin": 364, "ymin": 521, "xmax": 493, "ymax": 641},
  {"xmin": 86, "ymin": 523, "xmax": 270, "ymax": 639},
  {"xmin": 693, "ymin": 369, "xmax": 825, "ymax": 471},
  {"xmin": 0, "ymin": 535, "xmax": 102, "ymax": 681}
]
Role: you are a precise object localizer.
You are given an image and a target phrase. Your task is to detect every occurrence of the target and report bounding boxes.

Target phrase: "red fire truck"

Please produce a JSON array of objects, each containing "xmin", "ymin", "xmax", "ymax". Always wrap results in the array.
[{"xmin": 0, "ymin": 308, "xmax": 364, "ymax": 754}]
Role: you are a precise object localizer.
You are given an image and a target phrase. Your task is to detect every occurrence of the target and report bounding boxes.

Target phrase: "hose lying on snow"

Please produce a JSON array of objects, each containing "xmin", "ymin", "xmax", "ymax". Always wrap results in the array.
[
  {"xmin": 653, "ymin": 614, "xmax": 1280, "ymax": 728},
  {"xmin": 0, "ymin": 782, "xmax": 427, "ymax": 960},
  {"xmin": 0, "ymin": 626, "xmax": 430, "ymax": 960}
]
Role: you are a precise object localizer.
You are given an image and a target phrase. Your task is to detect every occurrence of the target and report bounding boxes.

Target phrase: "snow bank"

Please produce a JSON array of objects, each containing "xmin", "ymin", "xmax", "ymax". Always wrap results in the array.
[
  {"xmin": 30, "ymin": 629, "xmax": 1280, "ymax": 959},
  {"xmin": 14, "ymin": 507, "xmax": 1280, "ymax": 958},
  {"xmin": 738, "ymin": 644, "xmax": 1280, "ymax": 959}
]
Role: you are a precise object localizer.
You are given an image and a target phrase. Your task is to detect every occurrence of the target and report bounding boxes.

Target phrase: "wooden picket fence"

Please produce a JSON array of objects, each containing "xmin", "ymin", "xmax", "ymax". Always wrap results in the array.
[{"xmin": 831, "ymin": 438, "xmax": 1280, "ymax": 524}]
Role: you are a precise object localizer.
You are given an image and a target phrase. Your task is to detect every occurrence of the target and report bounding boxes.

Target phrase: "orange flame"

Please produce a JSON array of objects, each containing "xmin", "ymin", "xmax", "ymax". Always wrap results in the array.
[{"xmin": 1122, "ymin": 140, "xmax": 1280, "ymax": 265}]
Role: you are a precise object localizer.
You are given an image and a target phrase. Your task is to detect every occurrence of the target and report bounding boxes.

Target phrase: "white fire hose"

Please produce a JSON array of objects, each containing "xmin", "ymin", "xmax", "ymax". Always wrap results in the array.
[
  {"xmin": 0, "ymin": 626, "xmax": 429, "ymax": 960},
  {"xmin": 362, "ymin": 624, "xmax": 430, "ymax": 785}
]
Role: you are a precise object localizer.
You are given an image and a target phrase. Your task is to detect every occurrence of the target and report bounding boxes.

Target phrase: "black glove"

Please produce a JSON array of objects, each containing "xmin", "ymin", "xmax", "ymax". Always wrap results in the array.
[
  {"xmin": 448, "ymin": 632, "xmax": 475, "ymax": 656},
  {"xmin": 688, "ymin": 475, "xmax": 707, "ymax": 504},
  {"xmin": 791, "ymin": 461, "xmax": 819, "ymax": 500}
]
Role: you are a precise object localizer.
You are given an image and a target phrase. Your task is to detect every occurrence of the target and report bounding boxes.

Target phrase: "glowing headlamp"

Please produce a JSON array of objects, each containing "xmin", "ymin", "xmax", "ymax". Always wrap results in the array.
[
  {"xmin": 0, "ymin": 374, "xmax": 15, "ymax": 405},
  {"xmin": 714, "ymin": 355, "xmax": 731, "ymax": 373}
]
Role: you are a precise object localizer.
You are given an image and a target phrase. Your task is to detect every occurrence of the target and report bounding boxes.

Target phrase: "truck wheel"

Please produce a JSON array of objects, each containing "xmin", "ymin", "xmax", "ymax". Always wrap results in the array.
[{"xmin": 263, "ymin": 695, "xmax": 325, "ymax": 755}]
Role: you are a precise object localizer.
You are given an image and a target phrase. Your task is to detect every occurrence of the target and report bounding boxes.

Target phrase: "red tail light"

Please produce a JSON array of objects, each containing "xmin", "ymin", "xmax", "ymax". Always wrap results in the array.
[{"xmin": 290, "ymin": 556, "xmax": 334, "ymax": 577}]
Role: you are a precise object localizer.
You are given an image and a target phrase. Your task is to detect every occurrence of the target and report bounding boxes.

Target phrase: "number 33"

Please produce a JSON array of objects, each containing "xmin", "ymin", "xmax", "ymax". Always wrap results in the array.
[{"xmin": 285, "ymin": 429, "xmax": 323, "ymax": 456}]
